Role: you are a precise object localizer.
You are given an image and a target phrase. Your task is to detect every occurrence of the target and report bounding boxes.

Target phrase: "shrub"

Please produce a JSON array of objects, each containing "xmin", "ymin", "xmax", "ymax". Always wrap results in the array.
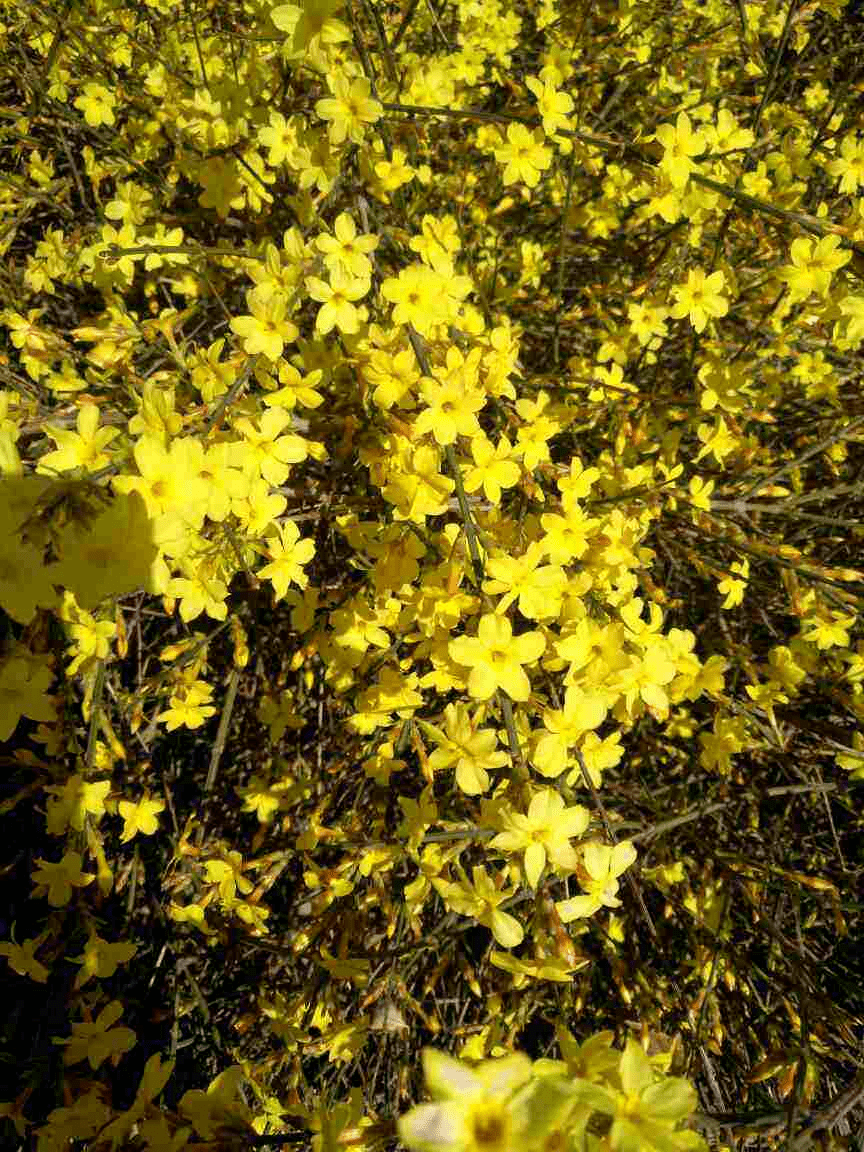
[{"xmin": 0, "ymin": 0, "xmax": 862, "ymax": 1149}]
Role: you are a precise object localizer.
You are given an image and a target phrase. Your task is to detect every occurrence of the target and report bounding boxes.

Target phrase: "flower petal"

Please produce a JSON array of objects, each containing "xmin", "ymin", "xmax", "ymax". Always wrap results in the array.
[
  {"xmin": 524, "ymin": 842, "xmax": 546, "ymax": 888},
  {"xmin": 422, "ymin": 1051, "xmax": 480, "ymax": 1102},
  {"xmin": 512, "ymin": 630, "xmax": 546, "ymax": 664},
  {"xmin": 489, "ymin": 908, "xmax": 524, "ymax": 948},
  {"xmin": 398, "ymin": 1102, "xmax": 466, "ymax": 1152}
]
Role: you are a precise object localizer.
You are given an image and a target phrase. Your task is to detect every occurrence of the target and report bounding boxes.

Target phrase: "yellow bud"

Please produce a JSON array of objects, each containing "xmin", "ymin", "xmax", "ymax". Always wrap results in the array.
[
  {"xmin": 115, "ymin": 608, "xmax": 128, "ymax": 658},
  {"xmin": 231, "ymin": 617, "xmax": 249, "ymax": 668}
]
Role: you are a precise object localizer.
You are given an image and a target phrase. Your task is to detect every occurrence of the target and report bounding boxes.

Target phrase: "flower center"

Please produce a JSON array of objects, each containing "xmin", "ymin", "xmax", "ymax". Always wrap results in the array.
[{"xmin": 471, "ymin": 1106, "xmax": 506, "ymax": 1150}]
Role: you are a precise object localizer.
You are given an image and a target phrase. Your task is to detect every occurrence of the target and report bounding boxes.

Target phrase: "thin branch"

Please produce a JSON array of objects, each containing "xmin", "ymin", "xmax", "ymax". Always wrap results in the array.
[{"xmin": 194, "ymin": 666, "xmax": 241, "ymax": 847}]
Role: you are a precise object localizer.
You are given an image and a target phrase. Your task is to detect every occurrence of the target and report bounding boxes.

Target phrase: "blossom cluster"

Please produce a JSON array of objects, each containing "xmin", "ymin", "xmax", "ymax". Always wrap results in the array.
[{"xmin": 0, "ymin": 0, "xmax": 861, "ymax": 1147}]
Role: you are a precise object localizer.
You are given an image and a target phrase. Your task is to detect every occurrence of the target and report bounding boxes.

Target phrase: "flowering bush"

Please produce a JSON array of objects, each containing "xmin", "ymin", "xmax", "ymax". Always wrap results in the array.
[{"xmin": 0, "ymin": 0, "xmax": 862, "ymax": 1148}]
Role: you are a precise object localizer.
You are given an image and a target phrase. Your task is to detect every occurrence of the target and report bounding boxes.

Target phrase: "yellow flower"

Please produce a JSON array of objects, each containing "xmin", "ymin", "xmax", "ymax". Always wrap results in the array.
[
  {"xmin": 694, "ymin": 415, "xmax": 738, "ymax": 465},
  {"xmin": 157, "ymin": 680, "xmax": 217, "ymax": 731},
  {"xmin": 272, "ymin": 0, "xmax": 350, "ymax": 57},
  {"xmin": 539, "ymin": 506, "xmax": 597, "ymax": 564},
  {"xmin": 576, "ymin": 1039, "xmax": 699, "ymax": 1152},
  {"xmin": 456, "ymin": 865, "xmax": 525, "ymax": 948},
  {"xmin": 104, "ymin": 180, "xmax": 154, "ymax": 226},
  {"xmin": 166, "ymin": 558, "xmax": 229, "ymax": 622},
  {"xmin": 232, "ymin": 407, "xmax": 309, "ymax": 486},
  {"xmin": 258, "ymin": 110, "xmax": 301, "ymax": 167},
  {"xmin": 699, "ymin": 713, "xmax": 748, "ymax": 775},
  {"xmin": 71, "ymin": 930, "xmax": 137, "ymax": 988},
  {"xmin": 380, "ymin": 263, "xmax": 439, "ymax": 334},
  {"xmin": 704, "ymin": 107, "xmax": 754, "ymax": 153},
  {"xmin": 0, "ymin": 505, "xmax": 57, "ymax": 624},
  {"xmin": 398, "ymin": 1047, "xmax": 578, "ymax": 1152},
  {"xmin": 37, "ymin": 403, "xmax": 119, "ymax": 475},
  {"xmin": 235, "ymin": 476, "xmax": 288, "ymax": 535},
  {"xmin": 533, "ymin": 686, "xmax": 608, "ymax": 778},
  {"xmin": 3, "ymin": 307, "xmax": 51, "ymax": 355},
  {"xmin": 421, "ymin": 703, "xmax": 509, "ymax": 794},
  {"xmin": 31, "ymin": 850, "xmax": 94, "ymax": 907},
  {"xmin": 373, "ymin": 147, "xmax": 415, "ymax": 193},
  {"xmin": 316, "ymin": 212, "xmax": 378, "ymax": 279},
  {"xmin": 118, "ymin": 792, "xmax": 166, "ymax": 842},
  {"xmin": 237, "ymin": 775, "xmax": 287, "ymax": 823},
  {"xmin": 669, "ymin": 267, "xmax": 728, "ymax": 333},
  {"xmin": 264, "ymin": 361, "xmax": 325, "ymax": 410},
  {"xmin": 258, "ymin": 519, "xmax": 315, "ymax": 598},
  {"xmin": 230, "ymin": 290, "xmax": 298, "ymax": 361},
  {"xmin": 627, "ymin": 300, "xmax": 669, "ymax": 347},
  {"xmin": 409, "ymin": 214, "xmax": 460, "ymax": 267},
  {"xmin": 382, "ymin": 441, "xmax": 455, "ymax": 522},
  {"xmin": 514, "ymin": 392, "xmax": 561, "ymax": 471},
  {"xmin": 0, "ymin": 652, "xmax": 55, "ymax": 743},
  {"xmin": 52, "ymin": 490, "xmax": 158, "ymax": 610},
  {"xmin": 802, "ymin": 610, "xmax": 856, "ymax": 650},
  {"xmin": 113, "ymin": 436, "xmax": 209, "ymax": 522},
  {"xmin": 414, "ymin": 374, "xmax": 486, "ymax": 445},
  {"xmin": 59, "ymin": 1001, "xmax": 136, "ymax": 1070},
  {"xmin": 835, "ymin": 732, "xmax": 864, "ymax": 779},
  {"xmin": 306, "ymin": 267, "xmax": 370, "ymax": 335},
  {"xmin": 0, "ymin": 935, "xmax": 50, "ymax": 983},
  {"xmin": 555, "ymin": 841, "xmax": 637, "ymax": 922},
  {"xmin": 464, "ymin": 436, "xmax": 521, "ymax": 504},
  {"xmin": 204, "ymin": 852, "xmax": 253, "ymax": 904},
  {"xmin": 494, "ymin": 123, "xmax": 552, "ymax": 188},
  {"xmin": 74, "ymin": 83, "xmax": 116, "ymax": 127},
  {"xmin": 482, "ymin": 544, "xmax": 566, "ymax": 620},
  {"xmin": 362, "ymin": 346, "xmax": 419, "ymax": 410},
  {"xmin": 490, "ymin": 789, "xmax": 590, "ymax": 887},
  {"xmin": 449, "ymin": 613, "xmax": 545, "ymax": 701},
  {"xmin": 139, "ymin": 224, "xmax": 188, "ymax": 271},
  {"xmin": 315, "ymin": 73, "xmax": 381, "ymax": 145},
  {"xmin": 829, "ymin": 131, "xmax": 864, "ymax": 195},
  {"xmin": 399, "ymin": 1050, "xmax": 530, "ymax": 1152},
  {"xmin": 718, "ymin": 559, "xmax": 748, "ymax": 609},
  {"xmin": 779, "ymin": 234, "xmax": 850, "ymax": 304},
  {"xmin": 687, "ymin": 475, "xmax": 714, "ymax": 511},
  {"xmin": 655, "ymin": 111, "xmax": 706, "ymax": 189},
  {"xmin": 196, "ymin": 442, "xmax": 249, "ymax": 522},
  {"xmin": 62, "ymin": 602, "xmax": 117, "ymax": 674},
  {"xmin": 44, "ymin": 774, "xmax": 111, "ymax": 835},
  {"xmin": 525, "ymin": 76, "xmax": 573, "ymax": 137},
  {"xmin": 568, "ymin": 729, "xmax": 623, "ymax": 789},
  {"xmin": 178, "ymin": 1067, "xmax": 253, "ymax": 1140}
]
